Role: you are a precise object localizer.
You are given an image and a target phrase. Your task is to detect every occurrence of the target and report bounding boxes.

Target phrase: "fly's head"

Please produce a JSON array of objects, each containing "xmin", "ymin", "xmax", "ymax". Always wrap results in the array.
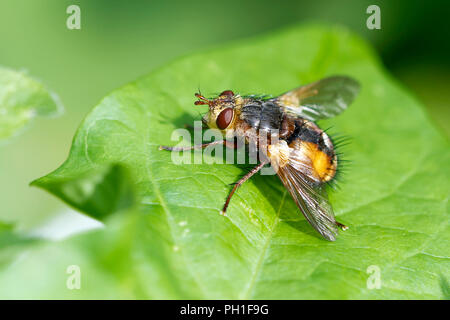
[{"xmin": 195, "ymin": 90, "xmax": 243, "ymax": 138}]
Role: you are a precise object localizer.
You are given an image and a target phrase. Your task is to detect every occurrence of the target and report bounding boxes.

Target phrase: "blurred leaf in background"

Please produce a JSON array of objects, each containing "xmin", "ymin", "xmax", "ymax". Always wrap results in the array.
[
  {"xmin": 15, "ymin": 24, "xmax": 448, "ymax": 299},
  {"xmin": 0, "ymin": 221, "xmax": 37, "ymax": 269},
  {"xmin": 0, "ymin": 66, "xmax": 62, "ymax": 141}
]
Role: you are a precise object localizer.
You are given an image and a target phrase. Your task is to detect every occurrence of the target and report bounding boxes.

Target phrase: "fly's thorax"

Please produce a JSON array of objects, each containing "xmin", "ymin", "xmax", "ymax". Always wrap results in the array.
[{"xmin": 240, "ymin": 99, "xmax": 283, "ymax": 133}]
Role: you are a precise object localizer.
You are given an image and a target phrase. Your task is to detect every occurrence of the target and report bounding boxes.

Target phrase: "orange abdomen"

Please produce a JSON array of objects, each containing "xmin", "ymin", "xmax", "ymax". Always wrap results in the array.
[{"xmin": 301, "ymin": 141, "xmax": 337, "ymax": 182}]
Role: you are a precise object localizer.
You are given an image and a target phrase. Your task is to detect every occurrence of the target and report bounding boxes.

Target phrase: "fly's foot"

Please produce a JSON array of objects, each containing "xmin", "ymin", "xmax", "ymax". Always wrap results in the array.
[
  {"xmin": 336, "ymin": 221, "xmax": 348, "ymax": 231},
  {"xmin": 159, "ymin": 145, "xmax": 171, "ymax": 151}
]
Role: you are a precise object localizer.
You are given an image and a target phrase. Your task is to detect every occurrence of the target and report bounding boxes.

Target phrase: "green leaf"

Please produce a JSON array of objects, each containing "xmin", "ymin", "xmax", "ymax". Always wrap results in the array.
[
  {"xmin": 0, "ymin": 66, "xmax": 62, "ymax": 141},
  {"xmin": 32, "ymin": 163, "xmax": 137, "ymax": 221},
  {"xmin": 29, "ymin": 24, "xmax": 449, "ymax": 299},
  {"xmin": 0, "ymin": 222, "xmax": 37, "ymax": 269}
]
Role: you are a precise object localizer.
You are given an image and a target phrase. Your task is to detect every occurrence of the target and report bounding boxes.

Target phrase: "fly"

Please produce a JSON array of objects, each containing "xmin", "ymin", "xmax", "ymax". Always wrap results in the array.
[{"xmin": 160, "ymin": 76, "xmax": 360, "ymax": 241}]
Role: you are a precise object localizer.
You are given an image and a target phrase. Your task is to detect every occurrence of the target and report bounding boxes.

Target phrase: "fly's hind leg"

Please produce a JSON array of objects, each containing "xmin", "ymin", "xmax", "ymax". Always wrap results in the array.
[
  {"xmin": 221, "ymin": 161, "xmax": 268, "ymax": 216},
  {"xmin": 335, "ymin": 221, "xmax": 348, "ymax": 231}
]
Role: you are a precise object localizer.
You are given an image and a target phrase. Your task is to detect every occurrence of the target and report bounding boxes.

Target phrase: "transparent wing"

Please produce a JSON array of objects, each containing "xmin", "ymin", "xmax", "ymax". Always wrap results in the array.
[
  {"xmin": 275, "ymin": 76, "xmax": 360, "ymax": 121},
  {"xmin": 274, "ymin": 157, "xmax": 339, "ymax": 241}
]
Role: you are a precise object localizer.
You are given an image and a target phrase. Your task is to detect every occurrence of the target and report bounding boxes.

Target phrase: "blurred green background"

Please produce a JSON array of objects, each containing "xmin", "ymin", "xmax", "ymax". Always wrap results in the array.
[{"xmin": 0, "ymin": 0, "xmax": 449, "ymax": 230}]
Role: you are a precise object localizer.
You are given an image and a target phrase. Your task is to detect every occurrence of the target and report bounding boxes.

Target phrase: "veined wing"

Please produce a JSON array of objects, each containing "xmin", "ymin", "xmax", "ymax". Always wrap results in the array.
[
  {"xmin": 269, "ymin": 141, "xmax": 340, "ymax": 241},
  {"xmin": 275, "ymin": 76, "xmax": 360, "ymax": 121},
  {"xmin": 277, "ymin": 162, "xmax": 339, "ymax": 241}
]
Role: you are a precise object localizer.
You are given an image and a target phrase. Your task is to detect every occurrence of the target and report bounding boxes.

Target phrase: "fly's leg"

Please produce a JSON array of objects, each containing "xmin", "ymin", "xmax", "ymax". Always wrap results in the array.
[
  {"xmin": 159, "ymin": 139, "xmax": 238, "ymax": 152},
  {"xmin": 183, "ymin": 123, "xmax": 203, "ymax": 131},
  {"xmin": 336, "ymin": 221, "xmax": 348, "ymax": 231},
  {"xmin": 159, "ymin": 140, "xmax": 225, "ymax": 152},
  {"xmin": 221, "ymin": 161, "xmax": 268, "ymax": 216}
]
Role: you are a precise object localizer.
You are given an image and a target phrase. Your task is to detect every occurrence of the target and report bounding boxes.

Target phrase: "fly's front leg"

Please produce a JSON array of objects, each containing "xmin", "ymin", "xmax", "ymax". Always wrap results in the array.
[
  {"xmin": 221, "ymin": 161, "xmax": 268, "ymax": 216},
  {"xmin": 159, "ymin": 139, "xmax": 238, "ymax": 152},
  {"xmin": 159, "ymin": 140, "xmax": 224, "ymax": 152},
  {"xmin": 183, "ymin": 123, "xmax": 204, "ymax": 131}
]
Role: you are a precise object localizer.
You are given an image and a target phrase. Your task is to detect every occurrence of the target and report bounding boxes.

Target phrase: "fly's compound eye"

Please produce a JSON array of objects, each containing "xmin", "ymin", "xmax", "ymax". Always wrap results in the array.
[
  {"xmin": 220, "ymin": 90, "xmax": 234, "ymax": 97},
  {"xmin": 216, "ymin": 108, "xmax": 234, "ymax": 130}
]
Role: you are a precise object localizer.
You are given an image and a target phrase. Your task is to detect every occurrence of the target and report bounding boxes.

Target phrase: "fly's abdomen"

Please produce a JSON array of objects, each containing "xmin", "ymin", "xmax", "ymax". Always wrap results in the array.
[
  {"xmin": 241, "ymin": 101, "xmax": 337, "ymax": 183},
  {"xmin": 286, "ymin": 120, "xmax": 337, "ymax": 183}
]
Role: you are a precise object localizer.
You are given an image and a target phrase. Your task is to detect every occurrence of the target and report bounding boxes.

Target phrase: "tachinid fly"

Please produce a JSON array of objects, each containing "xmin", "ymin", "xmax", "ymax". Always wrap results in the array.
[{"xmin": 160, "ymin": 76, "xmax": 360, "ymax": 241}]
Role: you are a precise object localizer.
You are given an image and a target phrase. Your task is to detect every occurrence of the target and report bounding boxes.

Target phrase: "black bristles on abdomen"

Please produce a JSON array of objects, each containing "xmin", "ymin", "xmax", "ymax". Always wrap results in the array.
[{"xmin": 286, "ymin": 121, "xmax": 334, "ymax": 157}]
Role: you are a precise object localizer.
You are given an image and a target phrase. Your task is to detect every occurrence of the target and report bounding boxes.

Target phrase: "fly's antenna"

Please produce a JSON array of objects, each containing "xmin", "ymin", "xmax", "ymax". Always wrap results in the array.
[{"xmin": 194, "ymin": 92, "xmax": 212, "ymax": 106}]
